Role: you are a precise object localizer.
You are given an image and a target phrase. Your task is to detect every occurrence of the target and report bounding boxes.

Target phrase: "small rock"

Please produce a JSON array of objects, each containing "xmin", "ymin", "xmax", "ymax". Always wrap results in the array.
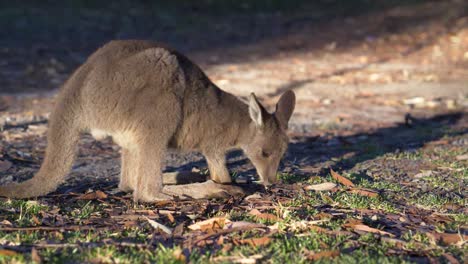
[
  {"xmin": 235, "ymin": 176, "xmax": 250, "ymax": 184},
  {"xmin": 403, "ymin": 97, "xmax": 425, "ymax": 106},
  {"xmin": 413, "ymin": 170, "xmax": 433, "ymax": 178},
  {"xmin": 446, "ymin": 99, "xmax": 456, "ymax": 109},
  {"xmin": 245, "ymin": 193, "xmax": 263, "ymax": 201},
  {"xmin": 304, "ymin": 182, "xmax": 337, "ymax": 191}
]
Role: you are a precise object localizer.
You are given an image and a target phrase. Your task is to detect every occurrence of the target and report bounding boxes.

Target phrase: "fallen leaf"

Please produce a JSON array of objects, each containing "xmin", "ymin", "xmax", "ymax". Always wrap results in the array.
[
  {"xmin": 0, "ymin": 220, "xmax": 13, "ymax": 226},
  {"xmin": 244, "ymin": 193, "xmax": 262, "ymax": 200},
  {"xmin": 310, "ymin": 225, "xmax": 329, "ymax": 233},
  {"xmin": 222, "ymin": 243, "xmax": 233, "ymax": 253},
  {"xmin": 330, "ymin": 169, "xmax": 354, "ymax": 187},
  {"xmin": 249, "ymin": 209, "xmax": 280, "ymax": 222},
  {"xmin": 77, "ymin": 190, "xmax": 107, "ymax": 200},
  {"xmin": 31, "ymin": 247, "xmax": 42, "ymax": 263},
  {"xmin": 347, "ymin": 188, "xmax": 378, "ymax": 198},
  {"xmin": 413, "ymin": 170, "xmax": 433, "ymax": 178},
  {"xmin": 237, "ymin": 236, "xmax": 271, "ymax": 247},
  {"xmin": 172, "ymin": 248, "xmax": 186, "ymax": 262},
  {"xmin": 315, "ymin": 212, "xmax": 333, "ymax": 220},
  {"xmin": 32, "ymin": 215, "xmax": 41, "ymax": 225},
  {"xmin": 145, "ymin": 217, "xmax": 172, "ymax": 235},
  {"xmin": 173, "ymin": 222, "xmax": 185, "ymax": 237},
  {"xmin": 304, "ymin": 182, "xmax": 337, "ymax": 191},
  {"xmin": 123, "ymin": 220, "xmax": 138, "ymax": 227},
  {"xmin": 427, "ymin": 232, "xmax": 467, "ymax": 245},
  {"xmin": 0, "ymin": 249, "xmax": 18, "ymax": 256},
  {"xmin": 224, "ymin": 221, "xmax": 265, "ymax": 230},
  {"xmin": 216, "ymin": 235, "xmax": 224, "ymax": 246},
  {"xmin": 306, "ymin": 250, "xmax": 340, "ymax": 261},
  {"xmin": 352, "ymin": 224, "xmax": 394, "ymax": 237},
  {"xmin": 165, "ymin": 212, "xmax": 175, "ymax": 223},
  {"xmin": 442, "ymin": 253, "xmax": 460, "ymax": 264},
  {"xmin": 212, "ymin": 254, "xmax": 263, "ymax": 264},
  {"xmin": 455, "ymin": 154, "xmax": 468, "ymax": 161},
  {"xmin": 343, "ymin": 218, "xmax": 364, "ymax": 228},
  {"xmin": 0, "ymin": 160, "xmax": 12, "ymax": 172},
  {"xmin": 188, "ymin": 217, "xmax": 231, "ymax": 231}
]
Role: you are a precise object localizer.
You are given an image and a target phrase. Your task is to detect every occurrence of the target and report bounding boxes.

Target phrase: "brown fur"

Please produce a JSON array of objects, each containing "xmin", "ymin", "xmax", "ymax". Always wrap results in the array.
[{"xmin": 0, "ymin": 40, "xmax": 295, "ymax": 202}]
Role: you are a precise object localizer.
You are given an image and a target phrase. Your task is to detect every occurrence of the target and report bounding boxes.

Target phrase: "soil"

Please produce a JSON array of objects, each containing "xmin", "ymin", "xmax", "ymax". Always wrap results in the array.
[{"xmin": 0, "ymin": 0, "xmax": 467, "ymax": 195}]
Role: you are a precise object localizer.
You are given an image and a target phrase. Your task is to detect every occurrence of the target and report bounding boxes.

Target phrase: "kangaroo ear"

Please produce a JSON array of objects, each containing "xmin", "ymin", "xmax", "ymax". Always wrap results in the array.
[
  {"xmin": 275, "ymin": 90, "xmax": 296, "ymax": 129},
  {"xmin": 249, "ymin": 93, "xmax": 265, "ymax": 128}
]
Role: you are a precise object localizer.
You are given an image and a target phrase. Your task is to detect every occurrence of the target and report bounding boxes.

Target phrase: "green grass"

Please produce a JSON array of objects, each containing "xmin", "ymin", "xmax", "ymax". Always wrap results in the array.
[{"xmin": 0, "ymin": 134, "xmax": 466, "ymax": 263}]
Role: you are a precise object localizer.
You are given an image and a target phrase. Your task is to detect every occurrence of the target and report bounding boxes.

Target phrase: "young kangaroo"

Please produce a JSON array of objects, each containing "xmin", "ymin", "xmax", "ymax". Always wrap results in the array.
[{"xmin": 0, "ymin": 40, "xmax": 295, "ymax": 202}]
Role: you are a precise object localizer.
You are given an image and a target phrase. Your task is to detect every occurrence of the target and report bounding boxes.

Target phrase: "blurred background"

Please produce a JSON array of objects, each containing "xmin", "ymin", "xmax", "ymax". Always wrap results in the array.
[{"xmin": 0, "ymin": 0, "xmax": 467, "ymax": 130}]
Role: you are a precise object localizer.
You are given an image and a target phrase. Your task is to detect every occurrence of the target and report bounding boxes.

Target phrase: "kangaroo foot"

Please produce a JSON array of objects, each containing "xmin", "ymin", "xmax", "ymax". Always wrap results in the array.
[{"xmin": 163, "ymin": 180, "xmax": 245, "ymax": 200}]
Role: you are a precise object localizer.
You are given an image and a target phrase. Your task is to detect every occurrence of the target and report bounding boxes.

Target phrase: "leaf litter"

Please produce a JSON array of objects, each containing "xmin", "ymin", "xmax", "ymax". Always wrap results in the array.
[{"xmin": 0, "ymin": 2, "xmax": 467, "ymax": 261}]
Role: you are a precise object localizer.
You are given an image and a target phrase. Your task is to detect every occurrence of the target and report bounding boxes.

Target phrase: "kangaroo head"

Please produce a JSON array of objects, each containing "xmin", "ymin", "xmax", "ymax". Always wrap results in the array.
[{"xmin": 242, "ymin": 90, "xmax": 296, "ymax": 186}]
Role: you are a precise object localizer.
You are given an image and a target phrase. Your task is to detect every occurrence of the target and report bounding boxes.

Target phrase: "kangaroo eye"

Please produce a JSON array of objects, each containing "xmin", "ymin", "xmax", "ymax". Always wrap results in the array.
[{"xmin": 261, "ymin": 150, "xmax": 271, "ymax": 158}]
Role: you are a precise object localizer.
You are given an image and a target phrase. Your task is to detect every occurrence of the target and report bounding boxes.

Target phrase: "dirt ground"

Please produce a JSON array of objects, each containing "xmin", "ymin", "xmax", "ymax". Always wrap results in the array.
[
  {"xmin": 1, "ymin": 0, "xmax": 467, "ymax": 183},
  {"xmin": 0, "ymin": 1, "xmax": 467, "ymax": 263}
]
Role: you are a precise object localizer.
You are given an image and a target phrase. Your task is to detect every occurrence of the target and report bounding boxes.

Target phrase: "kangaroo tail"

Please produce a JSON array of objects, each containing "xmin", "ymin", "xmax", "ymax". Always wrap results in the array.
[{"xmin": 0, "ymin": 108, "xmax": 81, "ymax": 198}]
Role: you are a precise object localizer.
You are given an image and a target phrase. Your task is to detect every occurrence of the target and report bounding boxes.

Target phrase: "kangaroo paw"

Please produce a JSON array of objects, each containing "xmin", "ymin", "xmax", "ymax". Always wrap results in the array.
[
  {"xmin": 133, "ymin": 190, "xmax": 173, "ymax": 202},
  {"xmin": 163, "ymin": 180, "xmax": 245, "ymax": 200}
]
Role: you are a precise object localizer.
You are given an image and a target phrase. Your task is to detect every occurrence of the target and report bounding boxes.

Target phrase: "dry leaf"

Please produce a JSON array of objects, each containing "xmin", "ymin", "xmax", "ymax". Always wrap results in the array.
[
  {"xmin": 310, "ymin": 226, "xmax": 328, "ymax": 233},
  {"xmin": 145, "ymin": 217, "xmax": 173, "ymax": 235},
  {"xmin": 249, "ymin": 209, "xmax": 280, "ymax": 222},
  {"xmin": 188, "ymin": 217, "xmax": 231, "ymax": 231},
  {"xmin": 123, "ymin": 220, "xmax": 138, "ymax": 227},
  {"xmin": 442, "ymin": 253, "xmax": 460, "ymax": 264},
  {"xmin": 306, "ymin": 250, "xmax": 340, "ymax": 261},
  {"xmin": 32, "ymin": 215, "xmax": 41, "ymax": 225},
  {"xmin": 31, "ymin": 247, "xmax": 42, "ymax": 263},
  {"xmin": 455, "ymin": 154, "xmax": 468, "ymax": 161},
  {"xmin": 212, "ymin": 254, "xmax": 263, "ymax": 264},
  {"xmin": 427, "ymin": 232, "xmax": 467, "ymax": 245},
  {"xmin": 347, "ymin": 188, "xmax": 378, "ymax": 198},
  {"xmin": 0, "ymin": 219, "xmax": 13, "ymax": 226},
  {"xmin": 288, "ymin": 220, "xmax": 330, "ymax": 232},
  {"xmin": 353, "ymin": 224, "xmax": 394, "ymax": 237},
  {"xmin": 216, "ymin": 235, "xmax": 225, "ymax": 246},
  {"xmin": 343, "ymin": 218, "xmax": 364, "ymax": 228},
  {"xmin": 173, "ymin": 222, "xmax": 185, "ymax": 237},
  {"xmin": 0, "ymin": 160, "xmax": 12, "ymax": 172},
  {"xmin": 330, "ymin": 169, "xmax": 354, "ymax": 187},
  {"xmin": 244, "ymin": 193, "xmax": 262, "ymax": 200},
  {"xmin": 166, "ymin": 212, "xmax": 175, "ymax": 223},
  {"xmin": 172, "ymin": 248, "xmax": 186, "ymax": 262},
  {"xmin": 224, "ymin": 221, "xmax": 265, "ymax": 230},
  {"xmin": 315, "ymin": 212, "xmax": 333, "ymax": 220},
  {"xmin": 78, "ymin": 190, "xmax": 107, "ymax": 200},
  {"xmin": 237, "ymin": 236, "xmax": 271, "ymax": 247},
  {"xmin": 304, "ymin": 182, "xmax": 337, "ymax": 191},
  {"xmin": 0, "ymin": 249, "xmax": 18, "ymax": 256},
  {"xmin": 413, "ymin": 170, "xmax": 433, "ymax": 178}
]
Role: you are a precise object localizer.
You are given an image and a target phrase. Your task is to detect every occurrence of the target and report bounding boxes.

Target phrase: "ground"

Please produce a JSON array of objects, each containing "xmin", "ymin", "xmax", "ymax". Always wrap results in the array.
[{"xmin": 0, "ymin": 1, "xmax": 467, "ymax": 263}]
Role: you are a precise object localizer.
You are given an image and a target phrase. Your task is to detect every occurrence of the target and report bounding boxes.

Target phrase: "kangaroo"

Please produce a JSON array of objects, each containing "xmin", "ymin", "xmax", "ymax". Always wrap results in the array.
[{"xmin": 0, "ymin": 40, "xmax": 295, "ymax": 202}]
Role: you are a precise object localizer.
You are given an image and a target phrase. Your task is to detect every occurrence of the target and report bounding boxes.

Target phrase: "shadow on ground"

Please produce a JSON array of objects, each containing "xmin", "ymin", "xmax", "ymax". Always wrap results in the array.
[
  {"xmin": 283, "ymin": 111, "xmax": 466, "ymax": 180},
  {"xmin": 1, "ymin": 0, "xmax": 466, "ymax": 93}
]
